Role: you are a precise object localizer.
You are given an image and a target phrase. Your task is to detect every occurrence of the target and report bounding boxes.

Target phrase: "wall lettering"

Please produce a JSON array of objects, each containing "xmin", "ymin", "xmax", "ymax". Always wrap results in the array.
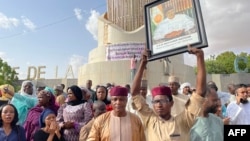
[{"xmin": 12, "ymin": 65, "xmax": 75, "ymax": 80}]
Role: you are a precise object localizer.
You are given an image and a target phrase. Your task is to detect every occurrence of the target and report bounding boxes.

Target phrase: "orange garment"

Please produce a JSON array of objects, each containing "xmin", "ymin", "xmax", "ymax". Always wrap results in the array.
[
  {"xmin": 87, "ymin": 111, "xmax": 146, "ymax": 141},
  {"xmin": 132, "ymin": 93, "xmax": 205, "ymax": 141},
  {"xmin": 79, "ymin": 118, "xmax": 95, "ymax": 141}
]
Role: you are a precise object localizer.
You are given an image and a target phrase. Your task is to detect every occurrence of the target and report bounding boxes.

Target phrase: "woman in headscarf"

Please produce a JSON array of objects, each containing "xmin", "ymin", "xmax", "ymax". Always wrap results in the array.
[
  {"xmin": 24, "ymin": 87, "xmax": 59, "ymax": 141},
  {"xmin": 179, "ymin": 82, "xmax": 192, "ymax": 97},
  {"xmin": 9, "ymin": 80, "xmax": 38, "ymax": 125},
  {"xmin": 33, "ymin": 109, "xmax": 65, "ymax": 141},
  {"xmin": 56, "ymin": 85, "xmax": 93, "ymax": 141}
]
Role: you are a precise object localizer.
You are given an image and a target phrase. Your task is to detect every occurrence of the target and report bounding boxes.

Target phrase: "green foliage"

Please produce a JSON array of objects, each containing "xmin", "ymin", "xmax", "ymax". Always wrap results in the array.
[
  {"xmin": 238, "ymin": 52, "xmax": 250, "ymax": 72},
  {"xmin": 205, "ymin": 60, "xmax": 225, "ymax": 74},
  {"xmin": 0, "ymin": 58, "xmax": 19, "ymax": 90},
  {"xmin": 194, "ymin": 51, "xmax": 250, "ymax": 74},
  {"xmin": 215, "ymin": 51, "xmax": 236, "ymax": 74}
]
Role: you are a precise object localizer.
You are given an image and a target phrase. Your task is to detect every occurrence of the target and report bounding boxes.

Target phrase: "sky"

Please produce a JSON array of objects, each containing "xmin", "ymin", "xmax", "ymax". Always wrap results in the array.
[{"xmin": 0, "ymin": 0, "xmax": 249, "ymax": 80}]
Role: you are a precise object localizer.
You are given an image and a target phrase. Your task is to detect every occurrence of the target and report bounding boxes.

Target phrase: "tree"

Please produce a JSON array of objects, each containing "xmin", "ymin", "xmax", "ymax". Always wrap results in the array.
[
  {"xmin": 194, "ymin": 51, "xmax": 250, "ymax": 74},
  {"xmin": 215, "ymin": 51, "xmax": 236, "ymax": 74},
  {"xmin": 205, "ymin": 59, "xmax": 224, "ymax": 74},
  {"xmin": 0, "ymin": 58, "xmax": 19, "ymax": 89},
  {"xmin": 238, "ymin": 52, "xmax": 250, "ymax": 72}
]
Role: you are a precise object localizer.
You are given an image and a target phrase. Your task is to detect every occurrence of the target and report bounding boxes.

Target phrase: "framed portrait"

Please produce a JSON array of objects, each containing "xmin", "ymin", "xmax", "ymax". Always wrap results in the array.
[{"xmin": 144, "ymin": 0, "xmax": 208, "ymax": 61}]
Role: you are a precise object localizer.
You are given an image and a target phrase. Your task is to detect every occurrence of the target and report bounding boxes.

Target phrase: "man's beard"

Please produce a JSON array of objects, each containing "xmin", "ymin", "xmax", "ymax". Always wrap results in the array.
[
  {"xmin": 206, "ymin": 106, "xmax": 217, "ymax": 114},
  {"xmin": 240, "ymin": 98, "xmax": 248, "ymax": 104}
]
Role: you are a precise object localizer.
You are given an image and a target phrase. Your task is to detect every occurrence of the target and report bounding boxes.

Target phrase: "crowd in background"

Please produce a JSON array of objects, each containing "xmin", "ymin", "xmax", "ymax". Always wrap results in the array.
[{"xmin": 0, "ymin": 47, "xmax": 250, "ymax": 141}]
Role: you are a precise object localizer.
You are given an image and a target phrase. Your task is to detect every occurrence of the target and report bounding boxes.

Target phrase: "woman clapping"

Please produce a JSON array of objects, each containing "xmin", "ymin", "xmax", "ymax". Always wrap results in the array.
[{"xmin": 33, "ymin": 110, "xmax": 65, "ymax": 141}]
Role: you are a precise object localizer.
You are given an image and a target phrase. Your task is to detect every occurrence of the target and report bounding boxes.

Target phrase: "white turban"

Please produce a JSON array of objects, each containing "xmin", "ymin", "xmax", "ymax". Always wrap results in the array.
[{"xmin": 180, "ymin": 82, "xmax": 191, "ymax": 90}]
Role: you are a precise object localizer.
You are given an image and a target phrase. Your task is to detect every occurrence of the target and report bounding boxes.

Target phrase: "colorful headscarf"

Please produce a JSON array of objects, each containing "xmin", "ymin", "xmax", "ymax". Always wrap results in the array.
[
  {"xmin": 39, "ymin": 109, "xmax": 55, "ymax": 127},
  {"xmin": 43, "ymin": 87, "xmax": 59, "ymax": 114}
]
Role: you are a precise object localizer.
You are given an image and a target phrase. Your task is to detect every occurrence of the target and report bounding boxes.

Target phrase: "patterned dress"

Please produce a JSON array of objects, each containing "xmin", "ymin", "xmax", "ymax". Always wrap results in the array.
[{"xmin": 56, "ymin": 102, "xmax": 93, "ymax": 141}]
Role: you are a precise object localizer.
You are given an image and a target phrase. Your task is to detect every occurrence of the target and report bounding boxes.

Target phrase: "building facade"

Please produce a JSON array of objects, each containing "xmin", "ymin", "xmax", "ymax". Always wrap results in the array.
[{"xmin": 78, "ymin": 0, "xmax": 197, "ymax": 89}]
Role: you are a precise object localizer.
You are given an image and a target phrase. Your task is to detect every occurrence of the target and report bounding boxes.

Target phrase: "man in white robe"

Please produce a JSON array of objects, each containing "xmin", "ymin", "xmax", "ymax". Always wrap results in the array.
[
  {"xmin": 226, "ymin": 84, "xmax": 250, "ymax": 124},
  {"xmin": 168, "ymin": 76, "xmax": 189, "ymax": 116},
  {"xmin": 126, "ymin": 80, "xmax": 152, "ymax": 117}
]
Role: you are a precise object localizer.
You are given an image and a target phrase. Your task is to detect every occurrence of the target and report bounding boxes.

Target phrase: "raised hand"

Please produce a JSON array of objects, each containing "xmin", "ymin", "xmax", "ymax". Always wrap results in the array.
[
  {"xmin": 141, "ymin": 48, "xmax": 149, "ymax": 62},
  {"xmin": 223, "ymin": 117, "xmax": 230, "ymax": 125},
  {"xmin": 63, "ymin": 121, "xmax": 74, "ymax": 129},
  {"xmin": 48, "ymin": 121, "xmax": 58, "ymax": 134},
  {"xmin": 3, "ymin": 86, "xmax": 14, "ymax": 96},
  {"xmin": 187, "ymin": 45, "xmax": 204, "ymax": 56}
]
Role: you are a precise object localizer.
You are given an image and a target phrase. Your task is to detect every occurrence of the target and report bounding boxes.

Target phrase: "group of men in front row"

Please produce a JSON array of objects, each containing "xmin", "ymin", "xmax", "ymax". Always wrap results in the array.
[{"xmin": 83, "ymin": 45, "xmax": 250, "ymax": 141}]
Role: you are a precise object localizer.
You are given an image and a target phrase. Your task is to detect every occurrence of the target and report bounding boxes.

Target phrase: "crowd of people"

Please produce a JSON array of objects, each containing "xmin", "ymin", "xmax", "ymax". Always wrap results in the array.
[{"xmin": 0, "ymin": 45, "xmax": 250, "ymax": 141}]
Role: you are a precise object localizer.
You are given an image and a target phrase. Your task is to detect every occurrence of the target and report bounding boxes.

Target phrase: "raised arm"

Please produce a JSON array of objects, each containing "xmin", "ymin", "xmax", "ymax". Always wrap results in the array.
[
  {"xmin": 3, "ymin": 86, "xmax": 14, "ymax": 96},
  {"xmin": 187, "ymin": 45, "xmax": 206, "ymax": 97},
  {"xmin": 131, "ymin": 48, "xmax": 148, "ymax": 96}
]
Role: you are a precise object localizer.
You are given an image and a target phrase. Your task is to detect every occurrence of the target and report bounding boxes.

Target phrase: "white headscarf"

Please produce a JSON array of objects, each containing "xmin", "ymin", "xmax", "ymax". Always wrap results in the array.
[
  {"xmin": 179, "ymin": 82, "xmax": 191, "ymax": 94},
  {"xmin": 20, "ymin": 80, "xmax": 37, "ymax": 97},
  {"xmin": 180, "ymin": 82, "xmax": 191, "ymax": 90}
]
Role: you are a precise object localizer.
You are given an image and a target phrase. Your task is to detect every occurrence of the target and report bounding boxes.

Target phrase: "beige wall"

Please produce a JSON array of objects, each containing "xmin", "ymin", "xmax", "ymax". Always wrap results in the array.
[
  {"xmin": 98, "ymin": 15, "xmax": 146, "ymax": 45},
  {"xmin": 78, "ymin": 61, "xmax": 250, "ymax": 92},
  {"xmin": 78, "ymin": 55, "xmax": 197, "ymax": 90},
  {"xmin": 207, "ymin": 73, "xmax": 250, "ymax": 92},
  {"xmin": 33, "ymin": 79, "xmax": 77, "ymax": 90},
  {"xmin": 17, "ymin": 79, "xmax": 77, "ymax": 92}
]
